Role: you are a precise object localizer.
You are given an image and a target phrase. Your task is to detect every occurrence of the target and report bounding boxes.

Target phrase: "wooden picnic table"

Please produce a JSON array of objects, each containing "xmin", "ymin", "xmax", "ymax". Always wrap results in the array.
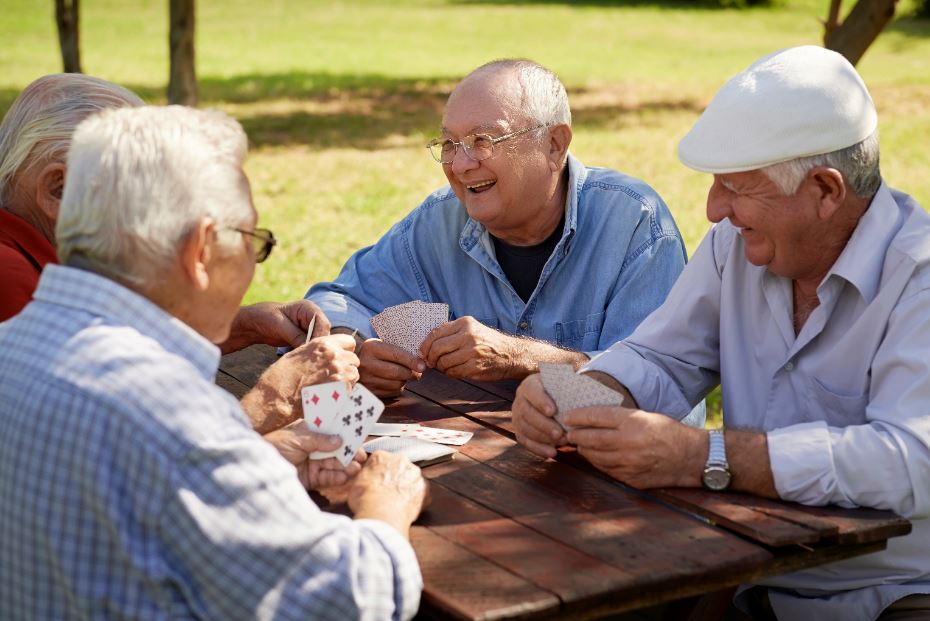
[{"xmin": 218, "ymin": 345, "xmax": 911, "ymax": 621}]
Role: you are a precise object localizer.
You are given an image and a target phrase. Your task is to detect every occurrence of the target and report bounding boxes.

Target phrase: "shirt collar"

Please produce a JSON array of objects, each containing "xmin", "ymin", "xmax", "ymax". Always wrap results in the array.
[
  {"xmin": 824, "ymin": 182, "xmax": 899, "ymax": 304},
  {"xmin": 0, "ymin": 208, "xmax": 59, "ymax": 270},
  {"xmin": 33, "ymin": 264, "xmax": 220, "ymax": 379},
  {"xmin": 460, "ymin": 151, "xmax": 586, "ymax": 250}
]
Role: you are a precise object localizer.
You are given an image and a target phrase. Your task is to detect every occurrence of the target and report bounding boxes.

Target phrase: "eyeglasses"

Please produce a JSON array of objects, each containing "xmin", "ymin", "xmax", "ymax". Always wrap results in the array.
[
  {"xmin": 426, "ymin": 124, "xmax": 547, "ymax": 164},
  {"xmin": 231, "ymin": 227, "xmax": 276, "ymax": 263}
]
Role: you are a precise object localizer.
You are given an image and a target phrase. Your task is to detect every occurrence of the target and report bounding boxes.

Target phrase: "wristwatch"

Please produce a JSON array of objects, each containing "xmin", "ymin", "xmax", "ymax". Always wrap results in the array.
[{"xmin": 702, "ymin": 429, "xmax": 731, "ymax": 491}]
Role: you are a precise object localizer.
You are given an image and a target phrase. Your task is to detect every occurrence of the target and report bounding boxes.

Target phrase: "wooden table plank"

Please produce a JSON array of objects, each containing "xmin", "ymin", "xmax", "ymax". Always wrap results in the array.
[
  {"xmin": 412, "ymin": 527, "xmax": 560, "ymax": 621},
  {"xmin": 421, "ymin": 484, "xmax": 637, "ymax": 615}
]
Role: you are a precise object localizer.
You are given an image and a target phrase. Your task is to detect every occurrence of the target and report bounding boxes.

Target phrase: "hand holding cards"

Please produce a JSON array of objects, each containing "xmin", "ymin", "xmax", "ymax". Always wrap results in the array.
[
  {"xmin": 370, "ymin": 301, "xmax": 449, "ymax": 356},
  {"xmin": 538, "ymin": 363, "xmax": 624, "ymax": 430},
  {"xmin": 302, "ymin": 381, "xmax": 384, "ymax": 466}
]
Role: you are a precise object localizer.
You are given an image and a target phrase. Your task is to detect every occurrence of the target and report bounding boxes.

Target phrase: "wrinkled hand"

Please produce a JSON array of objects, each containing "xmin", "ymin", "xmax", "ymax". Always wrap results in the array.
[
  {"xmin": 348, "ymin": 451, "xmax": 430, "ymax": 528},
  {"xmin": 512, "ymin": 373, "xmax": 567, "ymax": 459},
  {"xmin": 222, "ymin": 300, "xmax": 331, "ymax": 354},
  {"xmin": 420, "ymin": 316, "xmax": 520, "ymax": 380},
  {"xmin": 263, "ymin": 419, "xmax": 367, "ymax": 490},
  {"xmin": 359, "ymin": 339, "xmax": 424, "ymax": 397},
  {"xmin": 564, "ymin": 407, "xmax": 704, "ymax": 489},
  {"xmin": 244, "ymin": 334, "xmax": 360, "ymax": 434}
]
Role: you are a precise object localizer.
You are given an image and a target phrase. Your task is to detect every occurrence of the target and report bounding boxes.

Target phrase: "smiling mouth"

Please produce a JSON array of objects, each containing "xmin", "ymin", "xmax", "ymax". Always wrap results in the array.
[{"xmin": 466, "ymin": 180, "xmax": 496, "ymax": 193}]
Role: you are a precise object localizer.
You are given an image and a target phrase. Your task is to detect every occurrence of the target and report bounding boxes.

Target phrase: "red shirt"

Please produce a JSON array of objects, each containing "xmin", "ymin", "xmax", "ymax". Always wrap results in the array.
[{"xmin": 0, "ymin": 208, "xmax": 58, "ymax": 321}]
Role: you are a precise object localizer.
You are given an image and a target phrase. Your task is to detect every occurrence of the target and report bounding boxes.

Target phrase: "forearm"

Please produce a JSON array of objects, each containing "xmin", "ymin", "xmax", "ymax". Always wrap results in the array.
[
  {"xmin": 353, "ymin": 498, "xmax": 416, "ymax": 540},
  {"xmin": 508, "ymin": 338, "xmax": 590, "ymax": 378},
  {"xmin": 726, "ymin": 429, "xmax": 778, "ymax": 497}
]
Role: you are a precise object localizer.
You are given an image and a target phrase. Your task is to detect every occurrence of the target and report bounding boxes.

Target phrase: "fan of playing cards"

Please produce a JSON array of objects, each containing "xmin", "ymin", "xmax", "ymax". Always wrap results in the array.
[
  {"xmin": 370, "ymin": 301, "xmax": 449, "ymax": 356},
  {"xmin": 303, "ymin": 381, "xmax": 385, "ymax": 466},
  {"xmin": 538, "ymin": 363, "xmax": 624, "ymax": 431},
  {"xmin": 302, "ymin": 380, "xmax": 474, "ymax": 467}
]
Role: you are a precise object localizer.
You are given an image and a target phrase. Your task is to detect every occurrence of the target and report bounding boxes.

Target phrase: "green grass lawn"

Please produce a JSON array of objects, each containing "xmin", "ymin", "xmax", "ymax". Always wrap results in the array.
[{"xmin": 3, "ymin": 0, "xmax": 929, "ymax": 423}]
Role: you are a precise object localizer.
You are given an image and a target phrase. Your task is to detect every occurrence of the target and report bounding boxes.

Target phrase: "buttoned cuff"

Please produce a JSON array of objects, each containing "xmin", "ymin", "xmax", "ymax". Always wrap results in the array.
[{"xmin": 767, "ymin": 421, "xmax": 839, "ymax": 506}]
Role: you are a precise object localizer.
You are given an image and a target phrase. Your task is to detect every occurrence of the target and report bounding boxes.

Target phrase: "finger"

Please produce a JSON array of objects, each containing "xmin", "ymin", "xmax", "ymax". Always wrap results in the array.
[
  {"xmin": 420, "ymin": 319, "xmax": 462, "ymax": 358},
  {"xmin": 518, "ymin": 407, "xmax": 564, "ymax": 444},
  {"xmin": 563, "ymin": 406, "xmax": 629, "ymax": 431},
  {"xmin": 575, "ymin": 445, "xmax": 627, "ymax": 469},
  {"xmin": 567, "ymin": 427, "xmax": 625, "ymax": 451},
  {"xmin": 515, "ymin": 432, "xmax": 558, "ymax": 459},
  {"xmin": 521, "ymin": 375, "xmax": 557, "ymax": 418},
  {"xmin": 313, "ymin": 468, "xmax": 349, "ymax": 489},
  {"xmin": 425, "ymin": 332, "xmax": 468, "ymax": 370},
  {"xmin": 431, "ymin": 340, "xmax": 475, "ymax": 373},
  {"xmin": 302, "ymin": 433, "xmax": 341, "ymax": 453},
  {"xmin": 365, "ymin": 340, "xmax": 424, "ymax": 371},
  {"xmin": 317, "ymin": 333, "xmax": 357, "ymax": 352}
]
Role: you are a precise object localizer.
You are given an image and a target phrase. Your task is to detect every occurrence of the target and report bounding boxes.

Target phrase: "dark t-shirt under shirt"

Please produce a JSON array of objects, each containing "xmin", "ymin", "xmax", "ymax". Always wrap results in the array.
[{"xmin": 491, "ymin": 214, "xmax": 565, "ymax": 303}]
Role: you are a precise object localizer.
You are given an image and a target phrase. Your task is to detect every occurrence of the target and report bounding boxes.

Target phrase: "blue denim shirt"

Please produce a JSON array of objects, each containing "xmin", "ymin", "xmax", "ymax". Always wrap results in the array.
[
  {"xmin": 308, "ymin": 154, "xmax": 705, "ymax": 425},
  {"xmin": 309, "ymin": 152, "xmax": 691, "ymax": 351}
]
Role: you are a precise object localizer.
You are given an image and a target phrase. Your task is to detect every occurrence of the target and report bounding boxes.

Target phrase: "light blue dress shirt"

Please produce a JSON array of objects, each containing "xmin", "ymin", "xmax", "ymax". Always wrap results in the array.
[
  {"xmin": 0, "ymin": 265, "xmax": 421, "ymax": 621},
  {"xmin": 307, "ymin": 153, "xmax": 688, "ymax": 356},
  {"xmin": 585, "ymin": 184, "xmax": 930, "ymax": 620}
]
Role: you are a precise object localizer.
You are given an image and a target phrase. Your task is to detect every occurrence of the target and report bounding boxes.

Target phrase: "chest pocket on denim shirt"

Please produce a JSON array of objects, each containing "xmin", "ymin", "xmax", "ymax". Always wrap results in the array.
[
  {"xmin": 555, "ymin": 312, "xmax": 605, "ymax": 351},
  {"xmin": 804, "ymin": 374, "xmax": 869, "ymax": 427}
]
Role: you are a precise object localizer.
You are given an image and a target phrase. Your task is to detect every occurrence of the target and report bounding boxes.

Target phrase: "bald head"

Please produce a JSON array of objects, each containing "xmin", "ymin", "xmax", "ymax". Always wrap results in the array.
[
  {"xmin": 0, "ymin": 74, "xmax": 143, "ymax": 208},
  {"xmin": 450, "ymin": 59, "xmax": 571, "ymax": 130}
]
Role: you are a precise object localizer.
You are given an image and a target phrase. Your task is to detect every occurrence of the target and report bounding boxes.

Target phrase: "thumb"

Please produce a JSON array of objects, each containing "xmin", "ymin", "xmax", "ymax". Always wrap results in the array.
[{"xmin": 294, "ymin": 428, "xmax": 341, "ymax": 452}]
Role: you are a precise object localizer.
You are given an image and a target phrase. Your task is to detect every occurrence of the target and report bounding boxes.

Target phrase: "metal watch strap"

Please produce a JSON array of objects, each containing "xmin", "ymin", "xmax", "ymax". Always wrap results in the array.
[{"xmin": 708, "ymin": 429, "xmax": 728, "ymax": 468}]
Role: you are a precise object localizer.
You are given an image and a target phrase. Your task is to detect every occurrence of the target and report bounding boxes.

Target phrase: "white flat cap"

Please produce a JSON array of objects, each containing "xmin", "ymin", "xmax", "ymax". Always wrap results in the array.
[{"xmin": 678, "ymin": 45, "xmax": 877, "ymax": 173}]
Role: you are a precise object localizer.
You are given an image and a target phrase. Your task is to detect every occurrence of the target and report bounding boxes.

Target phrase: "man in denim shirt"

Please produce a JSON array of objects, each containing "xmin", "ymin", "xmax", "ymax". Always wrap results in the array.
[{"xmin": 308, "ymin": 59, "xmax": 692, "ymax": 406}]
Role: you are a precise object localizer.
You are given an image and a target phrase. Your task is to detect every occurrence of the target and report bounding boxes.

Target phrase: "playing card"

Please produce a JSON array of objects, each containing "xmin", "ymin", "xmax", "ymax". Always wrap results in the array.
[
  {"xmin": 309, "ymin": 383, "xmax": 385, "ymax": 466},
  {"xmin": 370, "ymin": 301, "xmax": 449, "ymax": 356},
  {"xmin": 363, "ymin": 436, "xmax": 456, "ymax": 467},
  {"xmin": 370, "ymin": 422, "xmax": 421, "ymax": 436},
  {"xmin": 304, "ymin": 315, "xmax": 317, "ymax": 344},
  {"xmin": 538, "ymin": 363, "xmax": 624, "ymax": 430},
  {"xmin": 301, "ymin": 381, "xmax": 347, "ymax": 431},
  {"xmin": 398, "ymin": 425, "xmax": 473, "ymax": 446}
]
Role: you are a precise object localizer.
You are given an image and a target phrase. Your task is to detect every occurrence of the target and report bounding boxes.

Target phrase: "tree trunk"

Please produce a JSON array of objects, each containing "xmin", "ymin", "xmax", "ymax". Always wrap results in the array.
[
  {"xmin": 168, "ymin": 0, "xmax": 198, "ymax": 106},
  {"xmin": 824, "ymin": 0, "xmax": 898, "ymax": 66},
  {"xmin": 55, "ymin": 0, "xmax": 82, "ymax": 73}
]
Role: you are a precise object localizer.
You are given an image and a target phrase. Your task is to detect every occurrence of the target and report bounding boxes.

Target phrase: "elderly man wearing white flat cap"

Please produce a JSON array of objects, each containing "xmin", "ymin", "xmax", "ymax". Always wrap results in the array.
[{"xmin": 512, "ymin": 45, "xmax": 930, "ymax": 620}]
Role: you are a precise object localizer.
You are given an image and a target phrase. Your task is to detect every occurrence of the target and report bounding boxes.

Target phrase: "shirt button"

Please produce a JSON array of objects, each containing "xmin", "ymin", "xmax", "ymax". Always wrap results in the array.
[
  {"xmin": 518, "ymin": 321, "xmax": 529, "ymax": 330},
  {"xmin": 784, "ymin": 362, "xmax": 794, "ymax": 371}
]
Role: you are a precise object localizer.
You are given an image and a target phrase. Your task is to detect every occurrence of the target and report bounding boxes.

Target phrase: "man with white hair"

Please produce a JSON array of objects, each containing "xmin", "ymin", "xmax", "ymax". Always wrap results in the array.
[
  {"xmin": 308, "ymin": 59, "xmax": 702, "ymax": 420},
  {"xmin": 0, "ymin": 106, "xmax": 428, "ymax": 620},
  {"xmin": 512, "ymin": 46, "xmax": 930, "ymax": 619},
  {"xmin": 0, "ymin": 74, "xmax": 358, "ymax": 438},
  {"xmin": 0, "ymin": 73, "xmax": 332, "ymax": 355}
]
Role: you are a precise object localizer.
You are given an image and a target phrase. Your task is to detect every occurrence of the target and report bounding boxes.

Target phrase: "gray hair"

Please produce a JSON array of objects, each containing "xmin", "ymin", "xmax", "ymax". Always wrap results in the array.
[
  {"xmin": 57, "ymin": 106, "xmax": 252, "ymax": 286},
  {"xmin": 0, "ymin": 74, "xmax": 143, "ymax": 206},
  {"xmin": 762, "ymin": 131, "xmax": 881, "ymax": 198},
  {"xmin": 471, "ymin": 58, "xmax": 572, "ymax": 129}
]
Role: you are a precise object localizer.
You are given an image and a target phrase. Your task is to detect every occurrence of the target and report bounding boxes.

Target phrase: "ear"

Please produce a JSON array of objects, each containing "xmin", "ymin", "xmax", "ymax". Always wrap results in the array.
[
  {"xmin": 805, "ymin": 167, "xmax": 847, "ymax": 220},
  {"xmin": 178, "ymin": 217, "xmax": 215, "ymax": 292},
  {"xmin": 34, "ymin": 162, "xmax": 66, "ymax": 222},
  {"xmin": 546, "ymin": 124, "xmax": 573, "ymax": 172}
]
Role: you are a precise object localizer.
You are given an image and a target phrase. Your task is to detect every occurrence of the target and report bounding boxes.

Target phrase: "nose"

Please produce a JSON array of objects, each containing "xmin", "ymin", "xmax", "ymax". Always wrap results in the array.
[
  {"xmin": 450, "ymin": 143, "xmax": 479, "ymax": 176},
  {"xmin": 706, "ymin": 177, "xmax": 733, "ymax": 224}
]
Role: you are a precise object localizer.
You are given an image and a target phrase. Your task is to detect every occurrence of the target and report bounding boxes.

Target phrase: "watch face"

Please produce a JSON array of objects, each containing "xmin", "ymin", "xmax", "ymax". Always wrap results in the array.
[{"xmin": 703, "ymin": 467, "xmax": 731, "ymax": 491}]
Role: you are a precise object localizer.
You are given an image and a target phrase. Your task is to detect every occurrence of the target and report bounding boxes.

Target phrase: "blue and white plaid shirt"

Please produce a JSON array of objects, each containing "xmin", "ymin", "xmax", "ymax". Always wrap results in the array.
[{"xmin": 0, "ymin": 264, "xmax": 422, "ymax": 620}]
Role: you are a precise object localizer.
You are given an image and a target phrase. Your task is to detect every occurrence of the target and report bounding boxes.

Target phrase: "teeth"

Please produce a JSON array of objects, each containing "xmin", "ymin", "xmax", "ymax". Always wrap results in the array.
[{"xmin": 466, "ymin": 180, "xmax": 495, "ymax": 190}]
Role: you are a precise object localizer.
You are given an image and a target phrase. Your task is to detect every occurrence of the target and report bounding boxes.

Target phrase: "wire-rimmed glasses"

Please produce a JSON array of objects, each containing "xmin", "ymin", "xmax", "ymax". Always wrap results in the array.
[
  {"xmin": 426, "ymin": 124, "xmax": 546, "ymax": 164},
  {"xmin": 231, "ymin": 227, "xmax": 277, "ymax": 263}
]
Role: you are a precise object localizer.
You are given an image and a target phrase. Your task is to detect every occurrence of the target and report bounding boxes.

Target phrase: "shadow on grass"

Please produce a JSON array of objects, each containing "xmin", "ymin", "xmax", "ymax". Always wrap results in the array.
[
  {"xmin": 0, "ymin": 71, "xmax": 704, "ymax": 151},
  {"xmin": 449, "ymin": 0, "xmax": 774, "ymax": 8},
  {"xmin": 886, "ymin": 14, "xmax": 930, "ymax": 38}
]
